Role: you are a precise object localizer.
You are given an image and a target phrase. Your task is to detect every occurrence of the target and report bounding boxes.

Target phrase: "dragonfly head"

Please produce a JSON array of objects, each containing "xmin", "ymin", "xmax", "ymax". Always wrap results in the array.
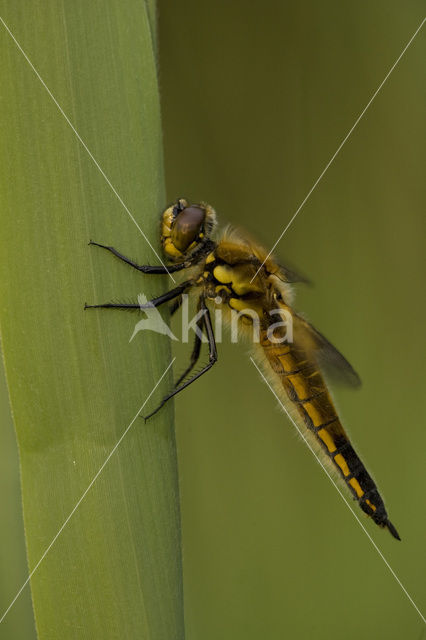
[{"xmin": 161, "ymin": 198, "xmax": 217, "ymax": 261}]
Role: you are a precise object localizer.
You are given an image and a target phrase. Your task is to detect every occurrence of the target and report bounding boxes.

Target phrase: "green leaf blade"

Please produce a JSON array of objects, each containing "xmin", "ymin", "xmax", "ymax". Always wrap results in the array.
[{"xmin": 0, "ymin": 2, "xmax": 184, "ymax": 638}]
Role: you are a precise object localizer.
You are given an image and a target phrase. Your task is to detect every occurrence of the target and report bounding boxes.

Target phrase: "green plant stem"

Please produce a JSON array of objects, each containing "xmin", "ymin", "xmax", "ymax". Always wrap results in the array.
[{"xmin": 0, "ymin": 2, "xmax": 184, "ymax": 638}]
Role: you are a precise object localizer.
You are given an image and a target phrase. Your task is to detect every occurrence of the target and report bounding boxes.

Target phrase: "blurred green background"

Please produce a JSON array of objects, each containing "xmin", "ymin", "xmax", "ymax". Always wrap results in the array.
[
  {"xmin": 159, "ymin": 2, "xmax": 426, "ymax": 639},
  {"xmin": 1, "ymin": 2, "xmax": 425, "ymax": 639}
]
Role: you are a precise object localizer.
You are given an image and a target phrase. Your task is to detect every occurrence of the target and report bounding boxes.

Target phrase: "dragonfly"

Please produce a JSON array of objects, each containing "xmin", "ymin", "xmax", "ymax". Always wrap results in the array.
[{"xmin": 86, "ymin": 198, "xmax": 400, "ymax": 540}]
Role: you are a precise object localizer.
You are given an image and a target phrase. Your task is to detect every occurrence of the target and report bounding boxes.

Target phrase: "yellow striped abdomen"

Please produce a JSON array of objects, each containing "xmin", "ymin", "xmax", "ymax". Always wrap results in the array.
[{"xmin": 260, "ymin": 334, "xmax": 400, "ymax": 539}]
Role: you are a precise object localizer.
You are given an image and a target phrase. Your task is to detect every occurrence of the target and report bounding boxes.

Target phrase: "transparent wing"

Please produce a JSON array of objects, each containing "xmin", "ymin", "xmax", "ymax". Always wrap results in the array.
[
  {"xmin": 275, "ymin": 261, "xmax": 311, "ymax": 284},
  {"xmin": 293, "ymin": 314, "xmax": 361, "ymax": 388}
]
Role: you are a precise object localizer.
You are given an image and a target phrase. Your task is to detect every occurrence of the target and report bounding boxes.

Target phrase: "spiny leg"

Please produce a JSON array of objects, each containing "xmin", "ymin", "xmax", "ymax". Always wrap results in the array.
[
  {"xmin": 89, "ymin": 241, "xmax": 189, "ymax": 274},
  {"xmin": 174, "ymin": 310, "xmax": 204, "ymax": 387},
  {"xmin": 85, "ymin": 302, "xmax": 140, "ymax": 310},
  {"xmin": 84, "ymin": 280, "xmax": 192, "ymax": 311},
  {"xmin": 169, "ymin": 295, "xmax": 183, "ymax": 317},
  {"xmin": 143, "ymin": 297, "xmax": 217, "ymax": 420}
]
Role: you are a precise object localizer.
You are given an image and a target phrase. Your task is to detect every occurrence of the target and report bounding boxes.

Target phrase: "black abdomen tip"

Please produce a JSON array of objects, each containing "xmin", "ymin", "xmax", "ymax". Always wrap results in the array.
[{"xmin": 386, "ymin": 520, "xmax": 401, "ymax": 541}]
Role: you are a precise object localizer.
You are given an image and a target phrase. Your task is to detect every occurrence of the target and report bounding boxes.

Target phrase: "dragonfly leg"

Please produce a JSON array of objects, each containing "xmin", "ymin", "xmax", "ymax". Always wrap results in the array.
[
  {"xmin": 89, "ymin": 240, "xmax": 189, "ymax": 274},
  {"xmin": 143, "ymin": 297, "xmax": 217, "ymax": 420},
  {"xmin": 84, "ymin": 280, "xmax": 192, "ymax": 311},
  {"xmin": 174, "ymin": 312, "xmax": 204, "ymax": 387},
  {"xmin": 169, "ymin": 295, "xmax": 183, "ymax": 317},
  {"xmin": 84, "ymin": 302, "xmax": 140, "ymax": 311}
]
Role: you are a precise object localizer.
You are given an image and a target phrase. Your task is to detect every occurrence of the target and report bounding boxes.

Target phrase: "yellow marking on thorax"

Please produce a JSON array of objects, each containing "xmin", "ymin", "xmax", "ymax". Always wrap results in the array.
[
  {"xmin": 229, "ymin": 297, "xmax": 263, "ymax": 319},
  {"xmin": 215, "ymin": 285, "xmax": 231, "ymax": 296},
  {"xmin": 334, "ymin": 453, "xmax": 350, "ymax": 476},
  {"xmin": 233, "ymin": 281, "xmax": 261, "ymax": 296},
  {"xmin": 229, "ymin": 297, "xmax": 246, "ymax": 312},
  {"xmin": 213, "ymin": 263, "xmax": 262, "ymax": 296},
  {"xmin": 349, "ymin": 477, "xmax": 364, "ymax": 498},
  {"xmin": 206, "ymin": 252, "xmax": 215, "ymax": 264},
  {"xmin": 213, "ymin": 265, "xmax": 232, "ymax": 283}
]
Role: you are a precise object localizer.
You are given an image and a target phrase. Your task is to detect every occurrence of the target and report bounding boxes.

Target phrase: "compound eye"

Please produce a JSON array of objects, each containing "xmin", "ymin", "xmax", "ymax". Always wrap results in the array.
[{"xmin": 171, "ymin": 205, "xmax": 206, "ymax": 252}]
